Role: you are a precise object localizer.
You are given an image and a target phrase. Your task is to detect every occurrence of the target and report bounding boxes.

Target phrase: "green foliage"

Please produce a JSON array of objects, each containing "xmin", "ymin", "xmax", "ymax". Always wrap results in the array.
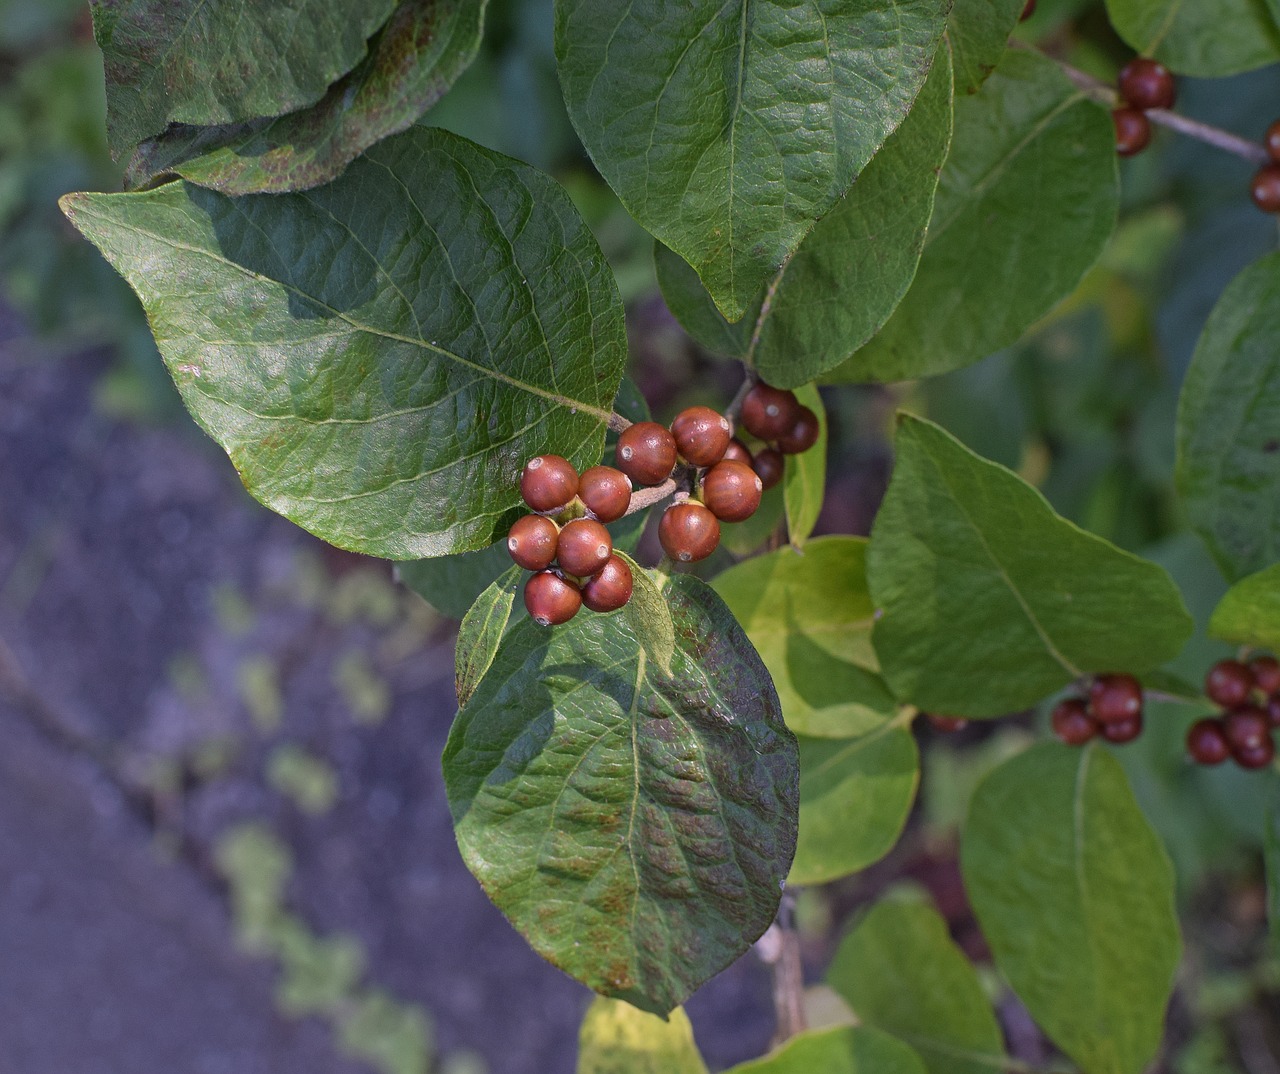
[
  {"xmin": 268, "ymin": 744, "xmax": 341, "ymax": 815},
  {"xmin": 455, "ymin": 565, "xmax": 521, "ymax": 707},
  {"xmin": 947, "ymin": 0, "xmax": 1025, "ymax": 93},
  {"xmin": 783, "ymin": 385, "xmax": 828, "ymax": 547},
  {"xmin": 576, "ymin": 998, "xmax": 708, "ymax": 1074},
  {"xmin": 725, "ymin": 1026, "xmax": 927, "ymax": 1074},
  {"xmin": 1208, "ymin": 563, "xmax": 1280, "ymax": 652},
  {"xmin": 1104, "ymin": 0, "xmax": 1280, "ymax": 76}
]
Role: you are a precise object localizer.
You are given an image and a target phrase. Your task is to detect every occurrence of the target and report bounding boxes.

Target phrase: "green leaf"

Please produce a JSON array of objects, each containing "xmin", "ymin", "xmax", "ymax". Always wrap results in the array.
[
  {"xmin": 91, "ymin": 0, "xmax": 398, "ymax": 155},
  {"xmin": 947, "ymin": 0, "xmax": 1025, "ymax": 94},
  {"xmin": 455, "ymin": 565, "xmax": 522, "ymax": 708},
  {"xmin": 790, "ymin": 723, "xmax": 918, "ymax": 885},
  {"xmin": 961, "ymin": 744, "xmax": 1181, "ymax": 1074},
  {"xmin": 868, "ymin": 415, "xmax": 1192, "ymax": 717},
  {"xmin": 1208, "ymin": 563, "xmax": 1280, "ymax": 653},
  {"xmin": 124, "ymin": 0, "xmax": 486, "ymax": 195},
  {"xmin": 1105, "ymin": 0, "xmax": 1280, "ymax": 77},
  {"xmin": 1266, "ymin": 774, "xmax": 1280, "ymax": 956},
  {"xmin": 784, "ymin": 385, "xmax": 827, "ymax": 548},
  {"xmin": 616, "ymin": 552, "xmax": 677, "ymax": 677},
  {"xmin": 826, "ymin": 894, "xmax": 1006, "ymax": 1074},
  {"xmin": 61, "ymin": 127, "xmax": 627, "ymax": 560},
  {"xmin": 713, "ymin": 537, "xmax": 898, "ymax": 738},
  {"xmin": 726, "ymin": 1026, "xmax": 927, "ymax": 1074},
  {"xmin": 443, "ymin": 572, "xmax": 799, "ymax": 1015},
  {"xmin": 1176, "ymin": 251, "xmax": 1280, "ymax": 581},
  {"xmin": 557, "ymin": 0, "xmax": 950, "ymax": 321},
  {"xmin": 829, "ymin": 50, "xmax": 1118, "ymax": 384},
  {"xmin": 654, "ymin": 48, "xmax": 955, "ymax": 384},
  {"xmin": 577, "ymin": 998, "xmax": 708, "ymax": 1074}
]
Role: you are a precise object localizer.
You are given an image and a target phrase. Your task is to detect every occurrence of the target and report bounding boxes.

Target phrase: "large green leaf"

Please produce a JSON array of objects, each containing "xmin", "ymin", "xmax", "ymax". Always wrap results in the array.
[
  {"xmin": 558, "ymin": 0, "xmax": 950, "ymax": 321},
  {"xmin": 947, "ymin": 0, "xmax": 1025, "ymax": 94},
  {"xmin": 826, "ymin": 894, "xmax": 1005, "ymax": 1074},
  {"xmin": 654, "ymin": 47, "xmax": 954, "ymax": 385},
  {"xmin": 1208, "ymin": 563, "xmax": 1280, "ymax": 653},
  {"xmin": 577, "ymin": 998, "xmax": 708, "ymax": 1074},
  {"xmin": 1105, "ymin": 0, "xmax": 1280, "ymax": 77},
  {"xmin": 1266, "ymin": 775, "xmax": 1280, "ymax": 956},
  {"xmin": 455, "ymin": 565, "xmax": 521, "ymax": 708},
  {"xmin": 829, "ymin": 50, "xmax": 1118, "ymax": 384},
  {"xmin": 91, "ymin": 0, "xmax": 398, "ymax": 156},
  {"xmin": 443, "ymin": 572, "xmax": 799, "ymax": 1015},
  {"xmin": 1176, "ymin": 252, "xmax": 1280, "ymax": 582},
  {"xmin": 961, "ymin": 744, "xmax": 1181, "ymax": 1074},
  {"xmin": 62, "ymin": 127, "xmax": 627, "ymax": 560},
  {"xmin": 868, "ymin": 415, "xmax": 1192, "ymax": 717},
  {"xmin": 124, "ymin": 0, "xmax": 486, "ymax": 195},
  {"xmin": 726, "ymin": 1026, "xmax": 927, "ymax": 1074},
  {"xmin": 791, "ymin": 723, "xmax": 918, "ymax": 885},
  {"xmin": 783, "ymin": 384, "xmax": 827, "ymax": 548},
  {"xmin": 713, "ymin": 537, "xmax": 898, "ymax": 738}
]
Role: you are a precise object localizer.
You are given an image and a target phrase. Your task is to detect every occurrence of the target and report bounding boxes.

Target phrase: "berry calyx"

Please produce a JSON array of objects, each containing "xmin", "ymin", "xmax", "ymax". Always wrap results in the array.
[
  {"xmin": 1052, "ymin": 698, "xmax": 1097, "ymax": 746},
  {"xmin": 1205, "ymin": 659, "xmax": 1254, "ymax": 707},
  {"xmin": 1113, "ymin": 108, "xmax": 1151, "ymax": 157},
  {"xmin": 524, "ymin": 571, "xmax": 581, "ymax": 626},
  {"xmin": 579, "ymin": 465, "xmax": 632, "ymax": 523},
  {"xmin": 752, "ymin": 447, "xmax": 785, "ymax": 491},
  {"xmin": 616, "ymin": 422, "xmax": 678, "ymax": 486},
  {"xmin": 740, "ymin": 383, "xmax": 801, "ymax": 442},
  {"xmin": 1118, "ymin": 58, "xmax": 1176, "ymax": 111},
  {"xmin": 701, "ymin": 459, "xmax": 764, "ymax": 522},
  {"xmin": 722, "ymin": 438, "xmax": 753, "ymax": 466},
  {"xmin": 1186, "ymin": 718, "xmax": 1230, "ymax": 766},
  {"xmin": 507, "ymin": 514, "xmax": 559, "ymax": 571},
  {"xmin": 556, "ymin": 518, "xmax": 613, "ymax": 578},
  {"xmin": 1099, "ymin": 713, "xmax": 1143, "ymax": 744},
  {"xmin": 658, "ymin": 502, "xmax": 721, "ymax": 563},
  {"xmin": 581, "ymin": 555, "xmax": 634, "ymax": 613},
  {"xmin": 1266, "ymin": 119, "xmax": 1280, "ymax": 164},
  {"xmin": 1233, "ymin": 735, "xmax": 1275, "ymax": 770},
  {"xmin": 928, "ymin": 715, "xmax": 969, "ymax": 733},
  {"xmin": 671, "ymin": 406, "xmax": 732, "ymax": 467},
  {"xmin": 1250, "ymin": 654, "xmax": 1280, "ymax": 695},
  {"xmin": 1223, "ymin": 704, "xmax": 1270, "ymax": 752},
  {"xmin": 520, "ymin": 455, "xmax": 579, "ymax": 512},
  {"xmin": 1251, "ymin": 165, "xmax": 1280, "ymax": 213},
  {"xmin": 1089, "ymin": 673, "xmax": 1144, "ymax": 724},
  {"xmin": 776, "ymin": 406, "xmax": 821, "ymax": 455}
]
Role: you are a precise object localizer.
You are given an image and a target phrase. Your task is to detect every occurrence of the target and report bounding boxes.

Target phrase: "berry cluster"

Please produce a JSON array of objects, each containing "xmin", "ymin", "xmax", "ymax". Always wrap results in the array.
[
  {"xmin": 1185, "ymin": 656, "xmax": 1280, "ymax": 769},
  {"xmin": 512, "ymin": 455, "xmax": 635, "ymax": 626},
  {"xmin": 1112, "ymin": 58, "xmax": 1176, "ymax": 157},
  {"xmin": 1251, "ymin": 122, "xmax": 1280, "ymax": 213},
  {"xmin": 1052, "ymin": 673, "xmax": 1147, "ymax": 746}
]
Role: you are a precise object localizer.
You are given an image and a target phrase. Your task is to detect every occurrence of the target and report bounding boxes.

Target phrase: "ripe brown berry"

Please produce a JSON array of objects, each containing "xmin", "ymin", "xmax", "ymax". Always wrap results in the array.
[
  {"xmin": 1118, "ymin": 58, "xmax": 1177, "ymax": 111},
  {"xmin": 1186, "ymin": 718, "xmax": 1230, "ymax": 766},
  {"xmin": 722, "ymin": 438, "xmax": 753, "ymax": 466},
  {"xmin": 1250, "ymin": 655, "xmax": 1280, "ymax": 695},
  {"xmin": 1113, "ymin": 108, "xmax": 1151, "ymax": 157},
  {"xmin": 507, "ymin": 514, "xmax": 559, "ymax": 571},
  {"xmin": 1268, "ymin": 694, "xmax": 1280, "ymax": 728},
  {"xmin": 928, "ymin": 715, "xmax": 969, "ymax": 733},
  {"xmin": 524, "ymin": 570, "xmax": 581, "ymax": 626},
  {"xmin": 1223, "ymin": 704, "xmax": 1271, "ymax": 752},
  {"xmin": 1099, "ymin": 713, "xmax": 1143, "ymax": 744},
  {"xmin": 1052, "ymin": 698, "xmax": 1096, "ymax": 746},
  {"xmin": 1266, "ymin": 120, "xmax": 1280, "ymax": 164},
  {"xmin": 701, "ymin": 459, "xmax": 764, "ymax": 522},
  {"xmin": 520, "ymin": 454, "xmax": 579, "ymax": 512},
  {"xmin": 581, "ymin": 554, "xmax": 633, "ymax": 613},
  {"xmin": 776, "ymin": 406, "xmax": 821, "ymax": 455},
  {"xmin": 616, "ymin": 422, "xmax": 678, "ymax": 486},
  {"xmin": 1233, "ymin": 735, "xmax": 1275, "ymax": 770},
  {"xmin": 658, "ymin": 502, "xmax": 721, "ymax": 563},
  {"xmin": 752, "ymin": 447, "xmax": 785, "ymax": 491},
  {"xmin": 1251, "ymin": 165, "xmax": 1280, "ymax": 213},
  {"xmin": 671, "ymin": 406, "xmax": 732, "ymax": 467},
  {"xmin": 740, "ymin": 383, "xmax": 801, "ymax": 442},
  {"xmin": 556, "ymin": 518, "xmax": 613, "ymax": 578},
  {"xmin": 1206, "ymin": 659, "xmax": 1254, "ymax": 707},
  {"xmin": 579, "ymin": 465, "xmax": 632, "ymax": 523},
  {"xmin": 1089, "ymin": 673, "xmax": 1144, "ymax": 724}
]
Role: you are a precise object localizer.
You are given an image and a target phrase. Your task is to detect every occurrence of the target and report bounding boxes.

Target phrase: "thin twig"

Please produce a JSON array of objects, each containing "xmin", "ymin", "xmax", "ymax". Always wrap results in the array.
[
  {"xmin": 607, "ymin": 411, "xmax": 632, "ymax": 433},
  {"xmin": 756, "ymin": 893, "xmax": 807, "ymax": 1045},
  {"xmin": 622, "ymin": 478, "xmax": 677, "ymax": 517},
  {"xmin": 724, "ymin": 367, "xmax": 761, "ymax": 436}
]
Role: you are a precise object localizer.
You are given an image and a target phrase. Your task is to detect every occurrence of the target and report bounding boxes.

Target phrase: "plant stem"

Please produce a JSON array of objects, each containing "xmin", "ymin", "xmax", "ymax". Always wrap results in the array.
[
  {"xmin": 607, "ymin": 411, "xmax": 632, "ymax": 433},
  {"xmin": 757, "ymin": 892, "xmax": 807, "ymax": 1045},
  {"xmin": 622, "ymin": 478, "xmax": 677, "ymax": 517},
  {"xmin": 724, "ymin": 367, "xmax": 760, "ymax": 436}
]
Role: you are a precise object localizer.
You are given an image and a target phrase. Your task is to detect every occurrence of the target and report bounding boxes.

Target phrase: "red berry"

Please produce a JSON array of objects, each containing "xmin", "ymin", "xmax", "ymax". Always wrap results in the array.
[
  {"xmin": 1052, "ymin": 698, "xmax": 1097, "ymax": 746},
  {"xmin": 658, "ymin": 502, "xmax": 721, "ymax": 563},
  {"xmin": 581, "ymin": 554, "xmax": 633, "ymax": 613},
  {"xmin": 1233, "ymin": 735, "xmax": 1275, "ymax": 770},
  {"xmin": 928, "ymin": 715, "xmax": 969, "ymax": 733},
  {"xmin": 1250, "ymin": 655, "xmax": 1280, "ymax": 695},
  {"xmin": 615, "ymin": 422, "xmax": 678, "ymax": 486},
  {"xmin": 520, "ymin": 455, "xmax": 579, "ymax": 512},
  {"xmin": 1223, "ymin": 704, "xmax": 1271, "ymax": 752},
  {"xmin": 671, "ymin": 406, "xmax": 732, "ymax": 467},
  {"xmin": 1206, "ymin": 660, "xmax": 1254, "ymax": 707},
  {"xmin": 524, "ymin": 571, "xmax": 581, "ymax": 626},
  {"xmin": 1089, "ymin": 673, "xmax": 1144, "ymax": 724},
  {"xmin": 752, "ymin": 447, "xmax": 785, "ymax": 491},
  {"xmin": 1118, "ymin": 58, "xmax": 1177, "ymax": 111},
  {"xmin": 578, "ymin": 465, "xmax": 632, "ymax": 523},
  {"xmin": 1020, "ymin": 0, "xmax": 1036, "ymax": 19},
  {"xmin": 1113, "ymin": 108, "xmax": 1151, "ymax": 157},
  {"xmin": 1251, "ymin": 165, "xmax": 1280, "ymax": 213},
  {"xmin": 740, "ymin": 384, "xmax": 801, "ymax": 442},
  {"xmin": 722, "ymin": 438, "xmax": 753, "ymax": 466},
  {"xmin": 1268, "ymin": 694, "xmax": 1280, "ymax": 728},
  {"xmin": 1266, "ymin": 120, "xmax": 1280, "ymax": 164},
  {"xmin": 701, "ymin": 459, "xmax": 764, "ymax": 523},
  {"xmin": 556, "ymin": 518, "xmax": 613, "ymax": 578},
  {"xmin": 1099, "ymin": 713, "xmax": 1143, "ymax": 744},
  {"xmin": 507, "ymin": 514, "xmax": 559, "ymax": 571},
  {"xmin": 1186, "ymin": 718, "xmax": 1230, "ymax": 766},
  {"xmin": 776, "ymin": 406, "xmax": 821, "ymax": 455}
]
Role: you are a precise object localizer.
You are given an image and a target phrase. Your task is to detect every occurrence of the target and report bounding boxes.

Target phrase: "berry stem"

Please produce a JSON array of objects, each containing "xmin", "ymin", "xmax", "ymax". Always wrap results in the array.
[
  {"xmin": 724, "ymin": 368, "xmax": 761, "ymax": 435},
  {"xmin": 607, "ymin": 411, "xmax": 633, "ymax": 433},
  {"xmin": 621, "ymin": 477, "xmax": 678, "ymax": 517}
]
